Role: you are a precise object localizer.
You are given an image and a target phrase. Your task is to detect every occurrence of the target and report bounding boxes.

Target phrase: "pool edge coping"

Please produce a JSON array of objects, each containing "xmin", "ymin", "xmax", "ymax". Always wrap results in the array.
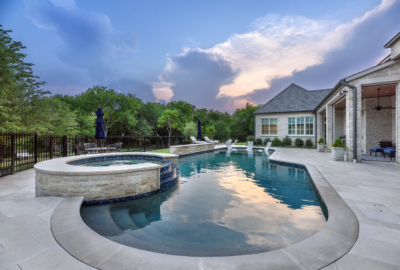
[{"xmin": 50, "ymin": 148, "xmax": 359, "ymax": 270}]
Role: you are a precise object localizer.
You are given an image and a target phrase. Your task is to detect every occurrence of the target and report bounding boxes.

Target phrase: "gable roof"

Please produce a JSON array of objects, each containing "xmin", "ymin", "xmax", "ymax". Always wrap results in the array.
[{"xmin": 253, "ymin": 83, "xmax": 331, "ymax": 114}]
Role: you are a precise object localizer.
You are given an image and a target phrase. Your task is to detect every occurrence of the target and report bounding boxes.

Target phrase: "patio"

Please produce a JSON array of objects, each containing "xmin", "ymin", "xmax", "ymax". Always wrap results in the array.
[{"xmin": 0, "ymin": 148, "xmax": 399, "ymax": 269}]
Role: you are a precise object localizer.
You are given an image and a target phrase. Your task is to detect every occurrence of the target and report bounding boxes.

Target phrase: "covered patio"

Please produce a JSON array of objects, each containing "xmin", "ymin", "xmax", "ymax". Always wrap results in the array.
[{"xmin": 314, "ymin": 33, "xmax": 400, "ymax": 164}]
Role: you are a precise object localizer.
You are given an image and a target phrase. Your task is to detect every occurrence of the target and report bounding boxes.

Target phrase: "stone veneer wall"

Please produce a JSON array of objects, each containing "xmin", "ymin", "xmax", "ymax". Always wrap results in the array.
[
  {"xmin": 334, "ymin": 109, "xmax": 345, "ymax": 140},
  {"xmin": 362, "ymin": 96, "xmax": 395, "ymax": 153},
  {"xmin": 35, "ymin": 168, "xmax": 160, "ymax": 201},
  {"xmin": 255, "ymin": 112, "xmax": 315, "ymax": 144},
  {"xmin": 170, "ymin": 143, "xmax": 214, "ymax": 155}
]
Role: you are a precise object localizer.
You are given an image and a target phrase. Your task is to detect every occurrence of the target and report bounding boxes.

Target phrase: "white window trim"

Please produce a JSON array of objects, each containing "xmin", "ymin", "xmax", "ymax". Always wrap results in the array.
[
  {"xmin": 261, "ymin": 118, "xmax": 278, "ymax": 136},
  {"xmin": 287, "ymin": 116, "xmax": 315, "ymax": 136}
]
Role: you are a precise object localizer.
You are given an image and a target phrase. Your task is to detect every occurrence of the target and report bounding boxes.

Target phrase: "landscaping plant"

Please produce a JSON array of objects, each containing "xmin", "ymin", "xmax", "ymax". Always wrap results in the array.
[
  {"xmin": 305, "ymin": 139, "xmax": 313, "ymax": 148},
  {"xmin": 317, "ymin": 138, "xmax": 325, "ymax": 144},
  {"xmin": 282, "ymin": 136, "xmax": 292, "ymax": 146},
  {"xmin": 255, "ymin": 138, "xmax": 262, "ymax": 145},
  {"xmin": 247, "ymin": 135, "xmax": 255, "ymax": 142},
  {"xmin": 331, "ymin": 138, "xmax": 344, "ymax": 148},
  {"xmin": 295, "ymin": 138, "xmax": 304, "ymax": 147},
  {"xmin": 271, "ymin": 137, "xmax": 282, "ymax": 147}
]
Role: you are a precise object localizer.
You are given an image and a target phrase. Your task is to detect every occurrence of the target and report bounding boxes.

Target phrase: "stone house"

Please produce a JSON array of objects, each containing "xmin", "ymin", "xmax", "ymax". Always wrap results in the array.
[
  {"xmin": 253, "ymin": 83, "xmax": 330, "ymax": 143},
  {"xmin": 254, "ymin": 31, "xmax": 400, "ymax": 164}
]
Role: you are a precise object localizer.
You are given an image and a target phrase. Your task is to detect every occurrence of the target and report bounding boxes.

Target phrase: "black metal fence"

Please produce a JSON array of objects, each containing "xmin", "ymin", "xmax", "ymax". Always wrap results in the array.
[{"xmin": 0, "ymin": 133, "xmax": 189, "ymax": 177}]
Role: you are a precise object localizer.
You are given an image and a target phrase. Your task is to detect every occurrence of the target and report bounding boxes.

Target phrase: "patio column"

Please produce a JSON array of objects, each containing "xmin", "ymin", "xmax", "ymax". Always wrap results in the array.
[
  {"xmin": 317, "ymin": 112, "xmax": 323, "ymax": 143},
  {"xmin": 326, "ymin": 104, "xmax": 333, "ymax": 152},
  {"xmin": 397, "ymin": 82, "xmax": 400, "ymax": 164},
  {"xmin": 345, "ymin": 85, "xmax": 362, "ymax": 163}
]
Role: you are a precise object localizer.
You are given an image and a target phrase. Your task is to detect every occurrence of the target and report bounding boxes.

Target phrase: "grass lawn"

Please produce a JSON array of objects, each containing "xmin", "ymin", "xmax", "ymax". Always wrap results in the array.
[
  {"xmin": 150, "ymin": 148, "xmax": 170, "ymax": 154},
  {"xmin": 236, "ymin": 142, "xmax": 246, "ymax": 145}
]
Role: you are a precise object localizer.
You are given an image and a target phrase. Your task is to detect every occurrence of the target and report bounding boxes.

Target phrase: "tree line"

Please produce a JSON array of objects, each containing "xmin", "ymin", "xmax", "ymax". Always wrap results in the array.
[{"xmin": 0, "ymin": 25, "xmax": 260, "ymax": 142}]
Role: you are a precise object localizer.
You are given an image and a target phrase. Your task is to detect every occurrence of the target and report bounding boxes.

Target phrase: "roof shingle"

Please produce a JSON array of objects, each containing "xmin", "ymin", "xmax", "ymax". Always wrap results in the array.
[{"xmin": 253, "ymin": 83, "xmax": 331, "ymax": 114}]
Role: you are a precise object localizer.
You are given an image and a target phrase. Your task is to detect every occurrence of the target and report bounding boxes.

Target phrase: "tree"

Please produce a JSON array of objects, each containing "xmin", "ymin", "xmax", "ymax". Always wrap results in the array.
[
  {"xmin": 182, "ymin": 122, "xmax": 197, "ymax": 137},
  {"xmin": 67, "ymin": 86, "xmax": 141, "ymax": 136},
  {"xmin": 205, "ymin": 125, "xmax": 217, "ymax": 140},
  {"xmin": 167, "ymin": 101, "xmax": 195, "ymax": 129},
  {"xmin": 0, "ymin": 25, "xmax": 48, "ymax": 132},
  {"xmin": 231, "ymin": 103, "xmax": 261, "ymax": 141},
  {"xmin": 157, "ymin": 109, "xmax": 180, "ymax": 146}
]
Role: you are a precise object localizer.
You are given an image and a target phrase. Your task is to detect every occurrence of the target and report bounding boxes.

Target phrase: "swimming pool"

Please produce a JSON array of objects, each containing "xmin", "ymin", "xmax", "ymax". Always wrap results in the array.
[{"xmin": 81, "ymin": 149, "xmax": 327, "ymax": 257}]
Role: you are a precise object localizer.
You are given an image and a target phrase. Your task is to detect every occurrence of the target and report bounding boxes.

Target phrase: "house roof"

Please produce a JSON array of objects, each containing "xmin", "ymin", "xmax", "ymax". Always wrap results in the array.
[
  {"xmin": 253, "ymin": 83, "xmax": 331, "ymax": 115},
  {"xmin": 384, "ymin": 31, "xmax": 400, "ymax": 48}
]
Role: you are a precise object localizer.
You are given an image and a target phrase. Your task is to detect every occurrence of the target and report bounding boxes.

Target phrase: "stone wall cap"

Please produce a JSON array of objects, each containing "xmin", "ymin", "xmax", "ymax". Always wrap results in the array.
[{"xmin": 34, "ymin": 152, "xmax": 177, "ymax": 175}]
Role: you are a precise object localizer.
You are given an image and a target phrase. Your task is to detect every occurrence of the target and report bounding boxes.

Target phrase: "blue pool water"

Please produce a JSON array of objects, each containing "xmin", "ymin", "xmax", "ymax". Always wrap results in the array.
[
  {"xmin": 81, "ymin": 150, "xmax": 326, "ymax": 257},
  {"xmin": 72, "ymin": 159, "xmax": 163, "ymax": 167}
]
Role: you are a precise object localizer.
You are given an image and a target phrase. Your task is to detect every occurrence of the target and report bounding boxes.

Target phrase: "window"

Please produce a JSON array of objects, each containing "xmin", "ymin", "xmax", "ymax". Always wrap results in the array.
[
  {"xmin": 262, "ymin": 118, "xmax": 277, "ymax": 135},
  {"xmin": 306, "ymin": 117, "xmax": 313, "ymax": 135},
  {"xmin": 288, "ymin": 118, "xmax": 295, "ymax": 135},
  {"xmin": 288, "ymin": 117, "xmax": 314, "ymax": 135}
]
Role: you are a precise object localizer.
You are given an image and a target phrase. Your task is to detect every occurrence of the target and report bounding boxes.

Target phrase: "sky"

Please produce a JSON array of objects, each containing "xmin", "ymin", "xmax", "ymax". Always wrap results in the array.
[{"xmin": 1, "ymin": 0, "xmax": 400, "ymax": 112}]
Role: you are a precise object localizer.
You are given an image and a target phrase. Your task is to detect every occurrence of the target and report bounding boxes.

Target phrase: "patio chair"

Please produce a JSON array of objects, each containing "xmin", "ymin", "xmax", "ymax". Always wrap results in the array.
[
  {"xmin": 382, "ymin": 147, "xmax": 396, "ymax": 161},
  {"xmin": 204, "ymin": 136, "xmax": 219, "ymax": 144},
  {"xmin": 232, "ymin": 139, "xmax": 238, "ymax": 145},
  {"xmin": 190, "ymin": 136, "xmax": 206, "ymax": 144},
  {"xmin": 226, "ymin": 141, "xmax": 232, "ymax": 151},
  {"xmin": 258, "ymin": 142, "xmax": 272, "ymax": 154},
  {"xmin": 115, "ymin": 143, "xmax": 123, "ymax": 152},
  {"xmin": 83, "ymin": 143, "xmax": 97, "ymax": 154},
  {"xmin": 107, "ymin": 144, "xmax": 116, "ymax": 153},
  {"xmin": 75, "ymin": 145, "xmax": 86, "ymax": 155},
  {"xmin": 246, "ymin": 141, "xmax": 253, "ymax": 151},
  {"xmin": 370, "ymin": 141, "xmax": 392, "ymax": 157}
]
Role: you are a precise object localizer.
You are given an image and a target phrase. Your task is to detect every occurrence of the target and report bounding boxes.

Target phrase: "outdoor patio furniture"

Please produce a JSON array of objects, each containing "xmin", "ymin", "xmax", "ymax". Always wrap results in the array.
[
  {"xmin": 75, "ymin": 145, "xmax": 86, "ymax": 155},
  {"xmin": 382, "ymin": 147, "xmax": 396, "ymax": 161},
  {"xmin": 114, "ymin": 142, "xmax": 123, "ymax": 152},
  {"xmin": 16, "ymin": 149, "xmax": 32, "ymax": 160},
  {"xmin": 107, "ymin": 144, "xmax": 116, "ymax": 153},
  {"xmin": 232, "ymin": 139, "xmax": 238, "ymax": 145},
  {"xmin": 190, "ymin": 136, "xmax": 206, "ymax": 144},
  {"xmin": 226, "ymin": 141, "xmax": 232, "ymax": 151},
  {"xmin": 204, "ymin": 136, "xmax": 219, "ymax": 144},
  {"xmin": 246, "ymin": 141, "xmax": 253, "ymax": 151},
  {"xmin": 262, "ymin": 142, "xmax": 272, "ymax": 154},
  {"xmin": 370, "ymin": 147, "xmax": 385, "ymax": 156}
]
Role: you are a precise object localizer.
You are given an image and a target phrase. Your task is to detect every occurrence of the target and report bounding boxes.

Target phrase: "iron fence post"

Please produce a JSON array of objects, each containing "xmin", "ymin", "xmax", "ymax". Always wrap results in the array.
[
  {"xmin": 63, "ymin": 135, "xmax": 67, "ymax": 157},
  {"xmin": 34, "ymin": 134, "xmax": 38, "ymax": 164},
  {"xmin": 50, "ymin": 135, "xmax": 53, "ymax": 159},
  {"xmin": 10, "ymin": 134, "xmax": 15, "ymax": 174},
  {"xmin": 143, "ymin": 136, "xmax": 146, "ymax": 152},
  {"xmin": 74, "ymin": 135, "xmax": 78, "ymax": 156}
]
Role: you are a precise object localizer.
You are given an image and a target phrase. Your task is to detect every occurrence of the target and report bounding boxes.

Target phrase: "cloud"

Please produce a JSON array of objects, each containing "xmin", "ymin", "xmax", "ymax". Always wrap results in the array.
[
  {"xmin": 154, "ymin": 0, "xmax": 396, "ymax": 112},
  {"xmin": 108, "ymin": 79, "xmax": 156, "ymax": 103},
  {"xmin": 24, "ymin": 0, "xmax": 138, "ymax": 83}
]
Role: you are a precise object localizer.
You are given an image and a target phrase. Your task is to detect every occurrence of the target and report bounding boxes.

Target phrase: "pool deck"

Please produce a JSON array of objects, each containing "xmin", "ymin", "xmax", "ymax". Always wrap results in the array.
[{"xmin": 0, "ymin": 148, "xmax": 399, "ymax": 269}]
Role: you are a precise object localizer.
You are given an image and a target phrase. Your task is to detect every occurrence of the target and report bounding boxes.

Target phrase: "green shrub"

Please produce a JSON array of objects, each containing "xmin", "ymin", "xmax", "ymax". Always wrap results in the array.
[
  {"xmin": 294, "ymin": 138, "xmax": 304, "ymax": 147},
  {"xmin": 305, "ymin": 139, "xmax": 313, "ymax": 148},
  {"xmin": 317, "ymin": 138, "xmax": 325, "ymax": 144},
  {"xmin": 271, "ymin": 137, "xmax": 282, "ymax": 147},
  {"xmin": 247, "ymin": 135, "xmax": 255, "ymax": 142},
  {"xmin": 263, "ymin": 138, "xmax": 271, "ymax": 145},
  {"xmin": 255, "ymin": 138, "xmax": 262, "ymax": 145},
  {"xmin": 332, "ymin": 138, "xmax": 344, "ymax": 147},
  {"xmin": 282, "ymin": 136, "xmax": 292, "ymax": 146}
]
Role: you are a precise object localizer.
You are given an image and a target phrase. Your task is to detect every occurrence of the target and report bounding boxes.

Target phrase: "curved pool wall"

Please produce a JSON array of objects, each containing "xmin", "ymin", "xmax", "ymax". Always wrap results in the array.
[
  {"xmin": 50, "ymin": 148, "xmax": 359, "ymax": 269},
  {"xmin": 34, "ymin": 152, "xmax": 180, "ymax": 204}
]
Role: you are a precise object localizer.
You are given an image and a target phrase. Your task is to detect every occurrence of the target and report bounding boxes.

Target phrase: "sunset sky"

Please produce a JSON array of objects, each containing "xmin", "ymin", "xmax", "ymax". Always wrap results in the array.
[{"xmin": 2, "ymin": 0, "xmax": 400, "ymax": 112}]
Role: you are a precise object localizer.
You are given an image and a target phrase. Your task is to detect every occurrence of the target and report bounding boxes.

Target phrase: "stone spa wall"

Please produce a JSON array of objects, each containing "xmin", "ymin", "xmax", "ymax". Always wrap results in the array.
[
  {"xmin": 34, "ymin": 153, "xmax": 179, "ymax": 202},
  {"xmin": 170, "ymin": 143, "xmax": 215, "ymax": 155}
]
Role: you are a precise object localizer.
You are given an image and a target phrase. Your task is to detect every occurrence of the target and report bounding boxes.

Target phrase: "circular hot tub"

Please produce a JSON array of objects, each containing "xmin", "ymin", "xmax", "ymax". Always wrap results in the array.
[{"xmin": 34, "ymin": 152, "xmax": 180, "ymax": 204}]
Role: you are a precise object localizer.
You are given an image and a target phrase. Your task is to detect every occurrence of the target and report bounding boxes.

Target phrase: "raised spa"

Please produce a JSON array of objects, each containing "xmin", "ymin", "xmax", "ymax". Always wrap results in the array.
[
  {"xmin": 34, "ymin": 153, "xmax": 180, "ymax": 203},
  {"xmin": 81, "ymin": 149, "xmax": 327, "ymax": 257}
]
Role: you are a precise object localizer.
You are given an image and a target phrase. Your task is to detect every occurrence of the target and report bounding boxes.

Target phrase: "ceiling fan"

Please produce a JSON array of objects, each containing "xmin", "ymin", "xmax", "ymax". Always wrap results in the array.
[{"xmin": 374, "ymin": 88, "xmax": 395, "ymax": 110}]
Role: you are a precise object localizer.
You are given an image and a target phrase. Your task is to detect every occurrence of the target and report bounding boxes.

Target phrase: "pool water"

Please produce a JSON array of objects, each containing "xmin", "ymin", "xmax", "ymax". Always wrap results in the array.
[
  {"xmin": 81, "ymin": 150, "xmax": 327, "ymax": 257},
  {"xmin": 73, "ymin": 159, "xmax": 163, "ymax": 167}
]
